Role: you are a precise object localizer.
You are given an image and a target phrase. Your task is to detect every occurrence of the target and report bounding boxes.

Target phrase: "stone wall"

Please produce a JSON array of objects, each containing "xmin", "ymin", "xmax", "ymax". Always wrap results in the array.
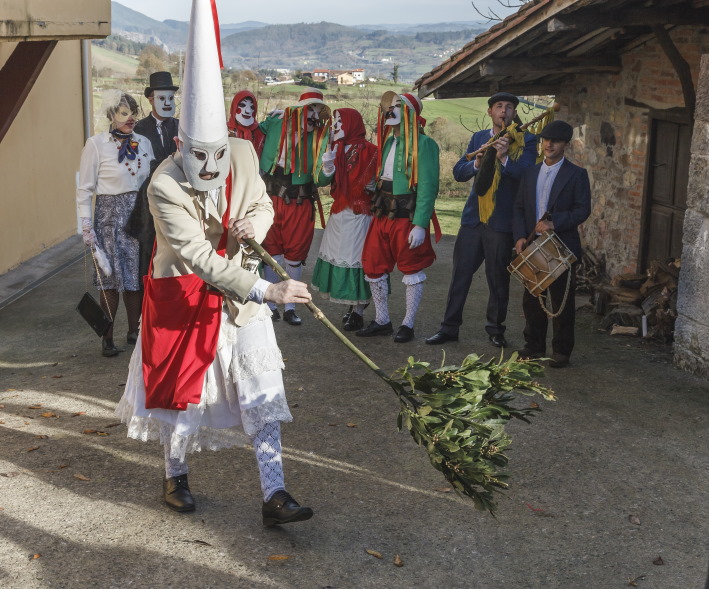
[
  {"xmin": 674, "ymin": 54, "xmax": 709, "ymax": 378},
  {"xmin": 553, "ymin": 26, "xmax": 709, "ymax": 276}
]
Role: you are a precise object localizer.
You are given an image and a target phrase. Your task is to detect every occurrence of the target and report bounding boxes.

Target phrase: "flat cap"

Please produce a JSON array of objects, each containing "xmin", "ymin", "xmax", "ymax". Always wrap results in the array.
[
  {"xmin": 488, "ymin": 92, "xmax": 519, "ymax": 107},
  {"xmin": 539, "ymin": 120, "xmax": 574, "ymax": 142}
]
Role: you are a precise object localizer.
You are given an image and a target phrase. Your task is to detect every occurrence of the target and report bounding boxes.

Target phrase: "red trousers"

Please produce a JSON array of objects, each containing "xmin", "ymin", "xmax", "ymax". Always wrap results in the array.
[
  {"xmin": 262, "ymin": 196, "xmax": 315, "ymax": 261},
  {"xmin": 362, "ymin": 217, "xmax": 436, "ymax": 278}
]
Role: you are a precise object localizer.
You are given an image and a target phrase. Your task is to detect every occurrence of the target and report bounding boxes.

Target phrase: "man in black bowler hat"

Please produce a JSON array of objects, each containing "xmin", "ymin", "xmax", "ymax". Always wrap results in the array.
[
  {"xmin": 513, "ymin": 120, "xmax": 591, "ymax": 368},
  {"xmin": 128, "ymin": 72, "xmax": 181, "ymax": 286},
  {"xmin": 135, "ymin": 71, "xmax": 180, "ymax": 165},
  {"xmin": 426, "ymin": 92, "xmax": 537, "ymax": 348}
]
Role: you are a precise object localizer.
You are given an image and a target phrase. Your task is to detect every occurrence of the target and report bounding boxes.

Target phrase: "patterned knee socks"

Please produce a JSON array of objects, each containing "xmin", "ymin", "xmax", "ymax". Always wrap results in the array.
[{"xmin": 253, "ymin": 421, "xmax": 285, "ymax": 502}]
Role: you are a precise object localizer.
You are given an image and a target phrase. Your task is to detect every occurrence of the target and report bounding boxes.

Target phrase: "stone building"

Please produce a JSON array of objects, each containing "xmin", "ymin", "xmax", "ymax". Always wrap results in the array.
[
  {"xmin": 413, "ymin": 0, "xmax": 709, "ymax": 377},
  {"xmin": 0, "ymin": 0, "xmax": 110, "ymax": 276}
]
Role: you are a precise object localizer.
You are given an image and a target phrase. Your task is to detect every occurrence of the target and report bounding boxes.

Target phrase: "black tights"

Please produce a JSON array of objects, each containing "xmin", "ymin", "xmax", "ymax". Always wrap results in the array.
[{"xmin": 99, "ymin": 289, "xmax": 142, "ymax": 340}]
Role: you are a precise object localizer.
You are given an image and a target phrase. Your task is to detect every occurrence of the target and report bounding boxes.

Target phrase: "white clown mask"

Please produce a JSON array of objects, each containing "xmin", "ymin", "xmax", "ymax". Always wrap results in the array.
[
  {"xmin": 153, "ymin": 91, "xmax": 176, "ymax": 118},
  {"xmin": 385, "ymin": 96, "xmax": 402, "ymax": 127},
  {"xmin": 179, "ymin": 132, "xmax": 231, "ymax": 192},
  {"xmin": 331, "ymin": 111, "xmax": 344, "ymax": 141},
  {"xmin": 234, "ymin": 97, "xmax": 255, "ymax": 127}
]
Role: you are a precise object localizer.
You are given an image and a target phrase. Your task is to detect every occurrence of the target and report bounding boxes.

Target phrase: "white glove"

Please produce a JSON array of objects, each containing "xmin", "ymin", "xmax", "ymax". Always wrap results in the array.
[
  {"xmin": 408, "ymin": 225, "xmax": 426, "ymax": 249},
  {"xmin": 321, "ymin": 145, "xmax": 337, "ymax": 176},
  {"xmin": 268, "ymin": 108, "xmax": 285, "ymax": 119},
  {"xmin": 81, "ymin": 217, "xmax": 96, "ymax": 247}
]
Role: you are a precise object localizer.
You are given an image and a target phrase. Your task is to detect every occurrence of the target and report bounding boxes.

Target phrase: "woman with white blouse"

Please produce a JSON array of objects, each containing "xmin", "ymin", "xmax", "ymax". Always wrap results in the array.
[{"xmin": 77, "ymin": 91, "xmax": 155, "ymax": 357}]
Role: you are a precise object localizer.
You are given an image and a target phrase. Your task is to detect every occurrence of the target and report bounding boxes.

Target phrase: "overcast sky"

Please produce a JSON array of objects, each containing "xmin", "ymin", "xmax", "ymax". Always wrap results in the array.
[{"xmin": 114, "ymin": 0, "xmax": 517, "ymax": 25}]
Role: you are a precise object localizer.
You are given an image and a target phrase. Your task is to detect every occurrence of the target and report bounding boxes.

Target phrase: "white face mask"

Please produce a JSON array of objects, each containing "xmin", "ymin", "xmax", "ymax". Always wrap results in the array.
[
  {"xmin": 385, "ymin": 96, "xmax": 401, "ymax": 126},
  {"xmin": 112, "ymin": 103, "xmax": 132, "ymax": 126},
  {"xmin": 153, "ymin": 91, "xmax": 176, "ymax": 118},
  {"xmin": 178, "ymin": 133, "xmax": 231, "ymax": 192},
  {"xmin": 332, "ymin": 111, "xmax": 344, "ymax": 141},
  {"xmin": 306, "ymin": 105, "xmax": 321, "ymax": 133},
  {"xmin": 234, "ymin": 97, "xmax": 255, "ymax": 126}
]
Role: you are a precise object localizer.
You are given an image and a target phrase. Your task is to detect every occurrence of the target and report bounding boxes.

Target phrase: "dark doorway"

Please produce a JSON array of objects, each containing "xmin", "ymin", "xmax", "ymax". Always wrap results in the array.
[{"xmin": 641, "ymin": 113, "xmax": 691, "ymax": 270}]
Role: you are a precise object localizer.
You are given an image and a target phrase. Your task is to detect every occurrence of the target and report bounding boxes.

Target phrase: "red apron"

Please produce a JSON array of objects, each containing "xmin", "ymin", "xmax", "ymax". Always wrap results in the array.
[{"xmin": 141, "ymin": 175, "xmax": 232, "ymax": 410}]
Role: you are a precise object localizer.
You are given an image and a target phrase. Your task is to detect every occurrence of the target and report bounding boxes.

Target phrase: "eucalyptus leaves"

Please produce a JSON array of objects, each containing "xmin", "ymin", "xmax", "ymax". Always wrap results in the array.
[{"xmin": 389, "ymin": 353, "xmax": 556, "ymax": 515}]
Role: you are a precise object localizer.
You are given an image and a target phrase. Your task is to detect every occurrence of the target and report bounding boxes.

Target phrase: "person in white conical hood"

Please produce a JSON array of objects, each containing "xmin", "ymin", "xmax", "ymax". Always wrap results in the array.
[{"xmin": 116, "ymin": 0, "xmax": 314, "ymax": 527}]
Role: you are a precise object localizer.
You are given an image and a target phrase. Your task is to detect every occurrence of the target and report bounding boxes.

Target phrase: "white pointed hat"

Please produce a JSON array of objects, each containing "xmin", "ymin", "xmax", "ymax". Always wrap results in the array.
[{"xmin": 179, "ymin": 0, "xmax": 226, "ymax": 144}]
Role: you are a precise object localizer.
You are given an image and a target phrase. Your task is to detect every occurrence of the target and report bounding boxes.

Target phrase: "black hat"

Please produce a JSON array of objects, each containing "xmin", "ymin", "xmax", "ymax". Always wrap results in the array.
[
  {"xmin": 540, "ymin": 120, "xmax": 573, "ymax": 142},
  {"xmin": 144, "ymin": 71, "xmax": 179, "ymax": 98},
  {"xmin": 488, "ymin": 92, "xmax": 519, "ymax": 107}
]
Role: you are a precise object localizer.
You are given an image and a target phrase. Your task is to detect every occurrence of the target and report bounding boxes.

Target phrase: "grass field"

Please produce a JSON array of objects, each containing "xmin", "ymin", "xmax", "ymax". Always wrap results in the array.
[{"xmin": 91, "ymin": 46, "xmax": 140, "ymax": 77}]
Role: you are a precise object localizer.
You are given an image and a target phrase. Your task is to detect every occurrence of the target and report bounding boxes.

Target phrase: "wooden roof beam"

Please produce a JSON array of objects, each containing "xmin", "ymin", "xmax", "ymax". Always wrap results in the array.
[
  {"xmin": 480, "ymin": 56, "xmax": 621, "ymax": 76},
  {"xmin": 548, "ymin": 6, "xmax": 709, "ymax": 30},
  {"xmin": 435, "ymin": 83, "xmax": 560, "ymax": 100}
]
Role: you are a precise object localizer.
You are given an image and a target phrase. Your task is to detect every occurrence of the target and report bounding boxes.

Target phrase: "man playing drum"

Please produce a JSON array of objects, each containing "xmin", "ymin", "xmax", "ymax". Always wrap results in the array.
[{"xmin": 513, "ymin": 120, "xmax": 591, "ymax": 368}]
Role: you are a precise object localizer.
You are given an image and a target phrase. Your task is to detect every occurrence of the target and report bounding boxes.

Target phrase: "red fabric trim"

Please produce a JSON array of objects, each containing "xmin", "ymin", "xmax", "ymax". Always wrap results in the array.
[
  {"xmin": 210, "ymin": 0, "xmax": 224, "ymax": 69},
  {"xmin": 299, "ymin": 91, "xmax": 323, "ymax": 101}
]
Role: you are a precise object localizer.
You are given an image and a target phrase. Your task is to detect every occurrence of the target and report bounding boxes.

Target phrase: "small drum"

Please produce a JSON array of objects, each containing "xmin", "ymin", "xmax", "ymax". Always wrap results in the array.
[{"xmin": 508, "ymin": 231, "xmax": 576, "ymax": 297}]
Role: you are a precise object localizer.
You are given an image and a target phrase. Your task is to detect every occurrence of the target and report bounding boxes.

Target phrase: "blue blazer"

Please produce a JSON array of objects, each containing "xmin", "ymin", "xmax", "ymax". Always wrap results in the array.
[
  {"xmin": 454, "ymin": 129, "xmax": 538, "ymax": 232},
  {"xmin": 513, "ymin": 158, "xmax": 592, "ymax": 259}
]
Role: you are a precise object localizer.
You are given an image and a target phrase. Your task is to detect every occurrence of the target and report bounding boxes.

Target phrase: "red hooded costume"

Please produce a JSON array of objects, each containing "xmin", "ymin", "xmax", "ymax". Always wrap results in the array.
[{"xmin": 227, "ymin": 90, "xmax": 266, "ymax": 157}]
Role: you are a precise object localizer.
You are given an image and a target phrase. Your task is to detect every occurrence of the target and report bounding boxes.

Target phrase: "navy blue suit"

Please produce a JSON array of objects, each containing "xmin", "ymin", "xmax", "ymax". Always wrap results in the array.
[
  {"xmin": 437, "ymin": 129, "xmax": 537, "ymax": 338},
  {"xmin": 513, "ymin": 158, "xmax": 591, "ymax": 357}
]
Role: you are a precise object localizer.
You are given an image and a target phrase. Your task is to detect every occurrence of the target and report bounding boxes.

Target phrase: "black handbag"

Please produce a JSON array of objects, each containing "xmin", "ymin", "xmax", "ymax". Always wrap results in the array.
[{"xmin": 76, "ymin": 291, "xmax": 112, "ymax": 337}]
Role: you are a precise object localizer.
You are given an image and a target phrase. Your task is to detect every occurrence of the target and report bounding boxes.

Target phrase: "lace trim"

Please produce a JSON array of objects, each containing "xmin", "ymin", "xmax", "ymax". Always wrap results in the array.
[
  {"xmin": 317, "ymin": 254, "xmax": 364, "ymax": 269},
  {"xmin": 241, "ymin": 398, "xmax": 292, "ymax": 438},
  {"xmin": 229, "ymin": 347, "xmax": 285, "ymax": 381},
  {"xmin": 402, "ymin": 271, "xmax": 426, "ymax": 286}
]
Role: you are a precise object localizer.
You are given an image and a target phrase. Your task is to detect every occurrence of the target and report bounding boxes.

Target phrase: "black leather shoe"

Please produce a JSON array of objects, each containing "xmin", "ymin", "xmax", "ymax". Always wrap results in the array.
[
  {"xmin": 283, "ymin": 309, "xmax": 302, "ymax": 326},
  {"xmin": 425, "ymin": 331, "xmax": 458, "ymax": 345},
  {"xmin": 126, "ymin": 331, "xmax": 138, "ymax": 345},
  {"xmin": 163, "ymin": 474, "xmax": 196, "ymax": 512},
  {"xmin": 489, "ymin": 334, "xmax": 508, "ymax": 348},
  {"xmin": 516, "ymin": 347, "xmax": 543, "ymax": 360},
  {"xmin": 356, "ymin": 320, "xmax": 393, "ymax": 337},
  {"xmin": 101, "ymin": 338, "xmax": 120, "ymax": 357},
  {"xmin": 393, "ymin": 325, "xmax": 414, "ymax": 343},
  {"xmin": 262, "ymin": 490, "xmax": 313, "ymax": 527},
  {"xmin": 270, "ymin": 308, "xmax": 280, "ymax": 321},
  {"xmin": 343, "ymin": 312, "xmax": 364, "ymax": 331},
  {"xmin": 342, "ymin": 305, "xmax": 354, "ymax": 325},
  {"xmin": 548, "ymin": 353, "xmax": 570, "ymax": 368}
]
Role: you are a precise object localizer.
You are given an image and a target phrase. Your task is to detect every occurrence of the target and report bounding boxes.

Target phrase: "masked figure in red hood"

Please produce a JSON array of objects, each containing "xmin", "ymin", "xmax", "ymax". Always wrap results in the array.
[
  {"xmin": 311, "ymin": 108, "xmax": 378, "ymax": 331},
  {"xmin": 228, "ymin": 90, "xmax": 266, "ymax": 157}
]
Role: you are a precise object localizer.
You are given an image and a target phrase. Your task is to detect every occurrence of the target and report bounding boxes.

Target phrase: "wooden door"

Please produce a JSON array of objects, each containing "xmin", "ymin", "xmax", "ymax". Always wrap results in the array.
[{"xmin": 642, "ymin": 117, "xmax": 691, "ymax": 268}]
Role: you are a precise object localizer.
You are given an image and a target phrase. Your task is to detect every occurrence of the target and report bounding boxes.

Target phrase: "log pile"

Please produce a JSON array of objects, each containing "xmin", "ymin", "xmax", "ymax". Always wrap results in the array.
[{"xmin": 588, "ymin": 259, "xmax": 680, "ymax": 342}]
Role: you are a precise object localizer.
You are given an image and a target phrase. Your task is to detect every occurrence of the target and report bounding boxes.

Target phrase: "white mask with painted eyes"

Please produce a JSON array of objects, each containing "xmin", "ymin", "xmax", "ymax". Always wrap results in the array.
[
  {"xmin": 385, "ymin": 97, "xmax": 401, "ymax": 126},
  {"xmin": 332, "ymin": 111, "xmax": 344, "ymax": 141},
  {"xmin": 235, "ymin": 97, "xmax": 255, "ymax": 126},
  {"xmin": 154, "ymin": 91, "xmax": 175, "ymax": 118},
  {"xmin": 178, "ymin": 132, "xmax": 231, "ymax": 192}
]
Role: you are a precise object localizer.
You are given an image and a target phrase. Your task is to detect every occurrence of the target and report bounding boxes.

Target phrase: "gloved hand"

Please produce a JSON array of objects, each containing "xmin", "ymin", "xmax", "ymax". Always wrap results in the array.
[
  {"xmin": 268, "ymin": 108, "xmax": 285, "ymax": 119},
  {"xmin": 81, "ymin": 217, "xmax": 96, "ymax": 247},
  {"xmin": 408, "ymin": 225, "xmax": 426, "ymax": 249},
  {"xmin": 321, "ymin": 144, "xmax": 337, "ymax": 176}
]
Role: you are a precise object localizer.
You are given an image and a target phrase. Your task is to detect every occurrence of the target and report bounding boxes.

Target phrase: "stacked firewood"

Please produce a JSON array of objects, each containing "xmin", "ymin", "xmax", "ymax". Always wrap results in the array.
[{"xmin": 589, "ymin": 259, "xmax": 680, "ymax": 342}]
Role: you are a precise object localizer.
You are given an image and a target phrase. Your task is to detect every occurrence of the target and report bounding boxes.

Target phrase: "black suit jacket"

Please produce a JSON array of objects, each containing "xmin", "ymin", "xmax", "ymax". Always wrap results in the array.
[
  {"xmin": 134, "ymin": 115, "xmax": 179, "ymax": 167},
  {"xmin": 513, "ymin": 158, "xmax": 591, "ymax": 259}
]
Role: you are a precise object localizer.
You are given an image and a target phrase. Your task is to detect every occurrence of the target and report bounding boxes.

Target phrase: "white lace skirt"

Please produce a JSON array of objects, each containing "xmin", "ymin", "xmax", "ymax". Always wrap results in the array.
[{"xmin": 116, "ymin": 303, "xmax": 292, "ymax": 461}]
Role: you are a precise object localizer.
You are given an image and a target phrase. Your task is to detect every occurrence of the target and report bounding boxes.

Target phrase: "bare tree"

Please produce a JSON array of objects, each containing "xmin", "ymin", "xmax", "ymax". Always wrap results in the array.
[{"xmin": 471, "ymin": 0, "xmax": 530, "ymax": 22}]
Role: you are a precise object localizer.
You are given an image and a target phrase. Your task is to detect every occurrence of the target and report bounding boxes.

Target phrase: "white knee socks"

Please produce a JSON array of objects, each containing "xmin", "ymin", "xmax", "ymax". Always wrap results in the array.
[
  {"xmin": 164, "ymin": 441, "xmax": 189, "ymax": 479},
  {"xmin": 402, "ymin": 272, "xmax": 426, "ymax": 329},
  {"xmin": 367, "ymin": 275, "xmax": 390, "ymax": 325},
  {"xmin": 253, "ymin": 421, "xmax": 285, "ymax": 502}
]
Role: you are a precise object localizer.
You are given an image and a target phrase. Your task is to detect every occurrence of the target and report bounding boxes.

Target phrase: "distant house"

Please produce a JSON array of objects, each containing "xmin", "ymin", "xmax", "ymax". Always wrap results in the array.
[
  {"xmin": 311, "ymin": 69, "xmax": 329, "ymax": 81},
  {"xmin": 337, "ymin": 72, "xmax": 355, "ymax": 86},
  {"xmin": 0, "ymin": 0, "xmax": 111, "ymax": 275},
  {"xmin": 352, "ymin": 69, "xmax": 365, "ymax": 82}
]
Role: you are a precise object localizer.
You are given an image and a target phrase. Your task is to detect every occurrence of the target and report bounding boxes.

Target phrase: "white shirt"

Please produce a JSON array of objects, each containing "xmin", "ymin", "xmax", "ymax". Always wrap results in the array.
[
  {"xmin": 536, "ymin": 157, "xmax": 565, "ymax": 222},
  {"xmin": 76, "ymin": 132, "xmax": 155, "ymax": 218},
  {"xmin": 381, "ymin": 138, "xmax": 397, "ymax": 180}
]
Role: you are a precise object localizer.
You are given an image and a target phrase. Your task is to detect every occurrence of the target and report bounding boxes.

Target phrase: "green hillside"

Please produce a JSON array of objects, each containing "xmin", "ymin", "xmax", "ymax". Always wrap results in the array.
[{"xmin": 91, "ymin": 45, "xmax": 139, "ymax": 77}]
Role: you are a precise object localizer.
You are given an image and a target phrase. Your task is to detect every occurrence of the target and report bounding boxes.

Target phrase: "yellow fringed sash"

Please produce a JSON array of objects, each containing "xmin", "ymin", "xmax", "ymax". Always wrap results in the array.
[{"xmin": 477, "ymin": 123, "xmax": 525, "ymax": 223}]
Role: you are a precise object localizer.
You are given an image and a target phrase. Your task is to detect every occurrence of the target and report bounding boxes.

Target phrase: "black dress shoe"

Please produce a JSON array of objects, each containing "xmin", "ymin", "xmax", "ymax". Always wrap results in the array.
[
  {"xmin": 488, "ymin": 334, "xmax": 508, "ymax": 348},
  {"xmin": 101, "ymin": 338, "xmax": 120, "ymax": 357},
  {"xmin": 126, "ymin": 331, "xmax": 138, "ymax": 345},
  {"xmin": 343, "ymin": 312, "xmax": 364, "ymax": 331},
  {"xmin": 283, "ymin": 309, "xmax": 302, "ymax": 326},
  {"xmin": 356, "ymin": 320, "xmax": 393, "ymax": 337},
  {"xmin": 163, "ymin": 474, "xmax": 196, "ymax": 512},
  {"xmin": 425, "ymin": 331, "xmax": 458, "ymax": 345},
  {"xmin": 516, "ymin": 347, "xmax": 543, "ymax": 360},
  {"xmin": 548, "ymin": 353, "xmax": 570, "ymax": 368},
  {"xmin": 393, "ymin": 325, "xmax": 414, "ymax": 343},
  {"xmin": 262, "ymin": 490, "xmax": 313, "ymax": 527},
  {"xmin": 270, "ymin": 308, "xmax": 280, "ymax": 321},
  {"xmin": 342, "ymin": 305, "xmax": 354, "ymax": 325}
]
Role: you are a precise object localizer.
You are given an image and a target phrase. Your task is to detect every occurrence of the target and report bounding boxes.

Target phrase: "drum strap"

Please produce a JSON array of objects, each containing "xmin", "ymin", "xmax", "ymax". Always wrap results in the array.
[{"xmin": 538, "ymin": 268, "xmax": 573, "ymax": 318}]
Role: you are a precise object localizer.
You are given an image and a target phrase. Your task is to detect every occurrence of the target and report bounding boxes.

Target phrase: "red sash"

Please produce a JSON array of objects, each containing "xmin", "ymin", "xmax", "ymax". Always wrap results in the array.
[{"xmin": 141, "ymin": 175, "xmax": 232, "ymax": 410}]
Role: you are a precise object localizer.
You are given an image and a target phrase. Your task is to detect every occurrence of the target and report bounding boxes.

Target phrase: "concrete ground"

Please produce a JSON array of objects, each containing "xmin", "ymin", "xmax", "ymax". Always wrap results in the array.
[{"xmin": 0, "ymin": 231, "xmax": 707, "ymax": 589}]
